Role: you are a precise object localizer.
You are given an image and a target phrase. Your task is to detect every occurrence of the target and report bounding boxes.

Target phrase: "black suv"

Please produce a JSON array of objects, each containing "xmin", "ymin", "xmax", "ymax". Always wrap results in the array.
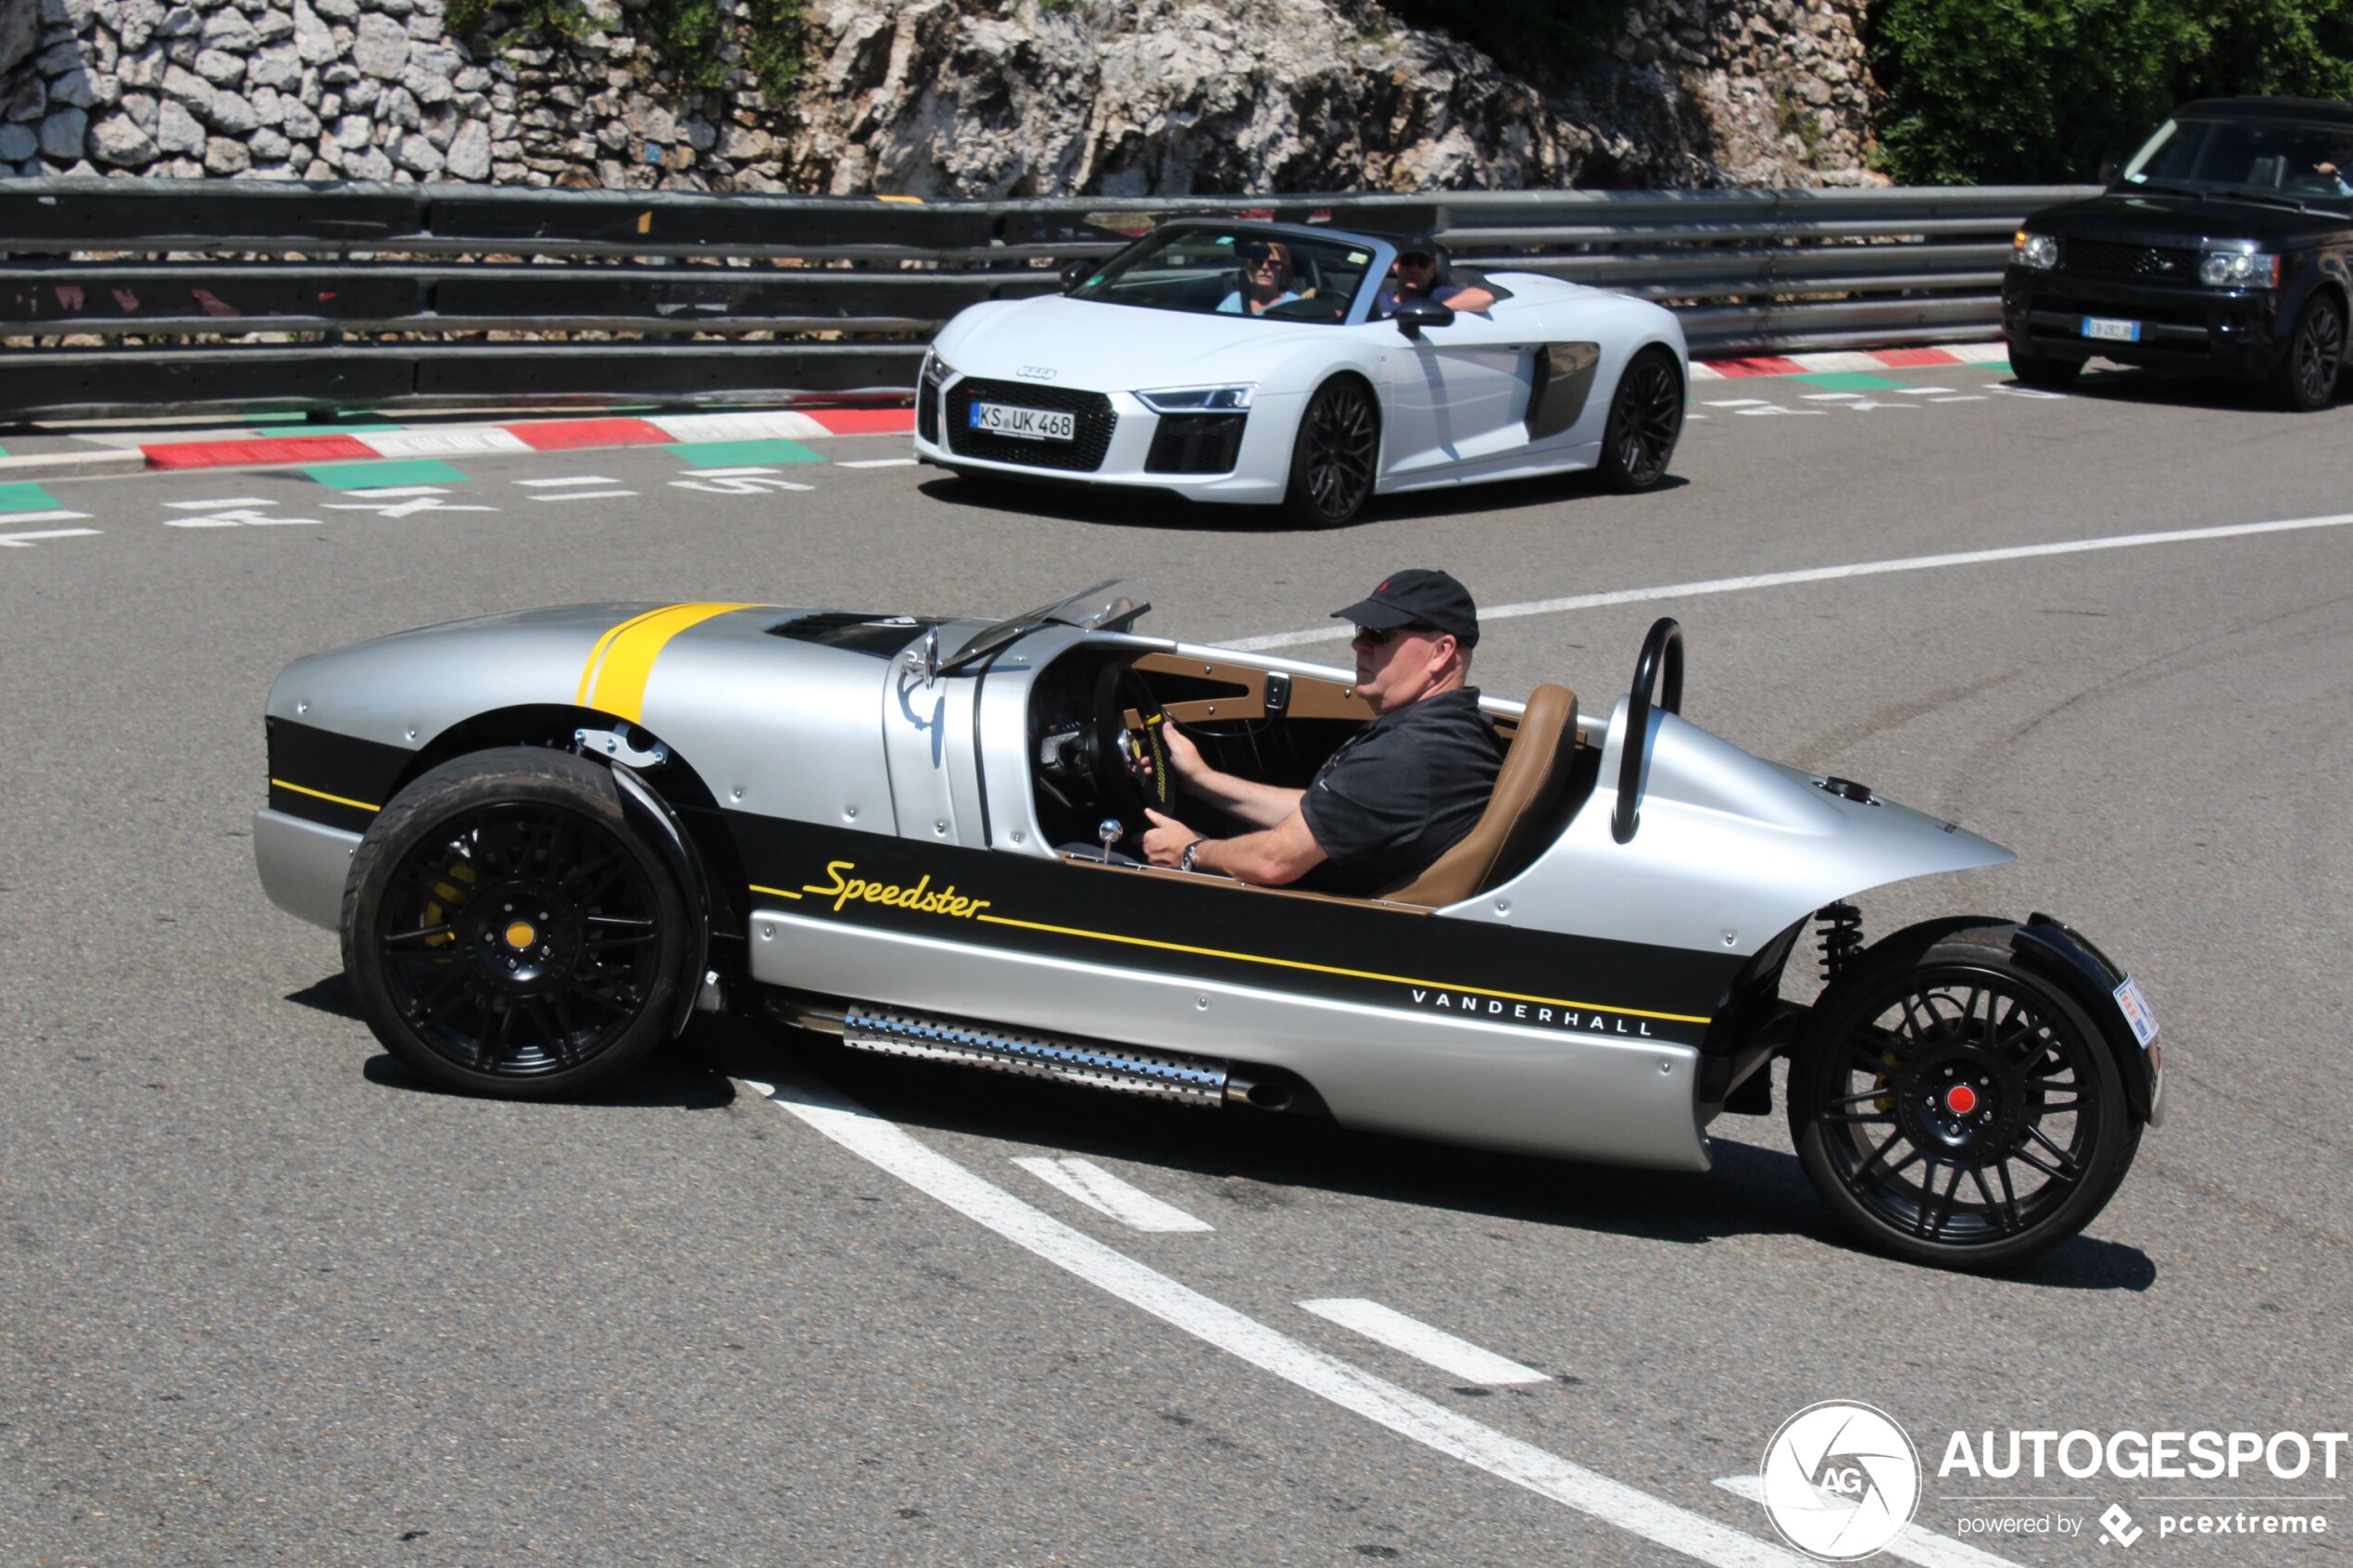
[{"xmin": 2003, "ymin": 97, "xmax": 2352, "ymax": 410}]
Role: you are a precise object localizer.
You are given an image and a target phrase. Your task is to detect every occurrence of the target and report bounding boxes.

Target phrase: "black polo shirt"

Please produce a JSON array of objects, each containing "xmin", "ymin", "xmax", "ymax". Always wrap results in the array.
[{"xmin": 1297, "ymin": 687, "xmax": 1504, "ymax": 897}]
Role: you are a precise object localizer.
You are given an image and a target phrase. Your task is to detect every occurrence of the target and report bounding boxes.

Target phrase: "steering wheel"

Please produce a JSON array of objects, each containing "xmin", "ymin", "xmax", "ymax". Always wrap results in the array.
[{"xmin": 1090, "ymin": 665, "xmax": 1173, "ymax": 826}]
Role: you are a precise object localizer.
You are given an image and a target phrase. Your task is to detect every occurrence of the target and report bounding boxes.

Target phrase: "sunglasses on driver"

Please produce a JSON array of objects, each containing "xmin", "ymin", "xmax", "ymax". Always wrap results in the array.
[{"xmin": 1353, "ymin": 621, "xmax": 1440, "ymax": 646}]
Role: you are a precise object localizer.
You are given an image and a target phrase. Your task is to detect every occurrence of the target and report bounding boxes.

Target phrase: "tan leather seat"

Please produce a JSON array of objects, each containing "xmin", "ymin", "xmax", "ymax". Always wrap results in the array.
[{"xmin": 1382, "ymin": 684, "xmax": 1578, "ymax": 907}]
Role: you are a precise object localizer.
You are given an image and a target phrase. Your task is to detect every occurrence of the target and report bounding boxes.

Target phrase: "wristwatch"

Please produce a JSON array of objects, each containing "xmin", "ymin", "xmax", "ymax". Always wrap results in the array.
[{"xmin": 1178, "ymin": 839, "xmax": 1203, "ymax": 873}]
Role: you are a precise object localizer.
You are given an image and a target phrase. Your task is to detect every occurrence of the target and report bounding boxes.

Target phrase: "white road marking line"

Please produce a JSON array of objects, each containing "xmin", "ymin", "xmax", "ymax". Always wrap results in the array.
[
  {"xmin": 165, "ymin": 507, "xmax": 321, "ymax": 528},
  {"xmin": 515, "ymin": 475, "xmax": 621, "ymax": 487},
  {"xmin": 1713, "ymin": 1478, "xmax": 2028, "ymax": 1568},
  {"xmin": 838, "ymin": 457, "xmax": 918, "ymax": 468},
  {"xmin": 1298, "ymin": 1298, "xmax": 1548, "ymax": 1385},
  {"xmin": 1800, "ymin": 392, "xmax": 1863, "ymax": 401},
  {"xmin": 1925, "ymin": 395, "xmax": 1987, "ymax": 404},
  {"xmin": 1704, "ymin": 398, "xmax": 1771, "ymax": 407},
  {"xmin": 648, "ymin": 410, "xmax": 829, "ymax": 442},
  {"xmin": 1011, "ymin": 1156, "xmax": 1214, "ymax": 1232},
  {"xmin": 677, "ymin": 466, "xmax": 783, "ymax": 478},
  {"xmin": 163, "ymin": 495, "xmax": 274, "ymax": 508},
  {"xmin": 669, "ymin": 476, "xmax": 815, "ymax": 494},
  {"xmin": 745, "ymin": 1071, "xmax": 1806, "ymax": 1568},
  {"xmin": 359, "ymin": 428, "xmax": 533, "ymax": 458},
  {"xmin": 341, "ymin": 485, "xmax": 452, "ymax": 497},
  {"xmin": 1736, "ymin": 407, "xmax": 1825, "ymax": 417},
  {"xmin": 1894, "ymin": 386, "xmax": 1953, "ymax": 395},
  {"xmin": 0, "ymin": 508, "xmax": 95, "ymax": 523},
  {"xmin": 1944, "ymin": 343, "xmax": 2013, "ymax": 364},
  {"xmin": 1990, "ymin": 384, "xmax": 2063, "ymax": 400},
  {"xmin": 530, "ymin": 490, "xmax": 637, "ymax": 501},
  {"xmin": 0, "ymin": 527, "xmax": 100, "ymax": 546},
  {"xmin": 1228, "ymin": 508, "xmax": 2353, "ymax": 650}
]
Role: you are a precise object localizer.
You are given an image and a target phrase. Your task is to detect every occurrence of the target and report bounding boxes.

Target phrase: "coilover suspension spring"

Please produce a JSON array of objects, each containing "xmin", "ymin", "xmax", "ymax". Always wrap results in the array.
[{"xmin": 1817, "ymin": 901, "xmax": 1864, "ymax": 980}]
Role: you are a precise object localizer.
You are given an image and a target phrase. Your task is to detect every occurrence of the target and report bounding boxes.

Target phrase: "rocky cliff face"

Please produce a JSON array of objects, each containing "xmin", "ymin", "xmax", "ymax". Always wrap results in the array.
[{"xmin": 0, "ymin": 0, "xmax": 1876, "ymax": 191}]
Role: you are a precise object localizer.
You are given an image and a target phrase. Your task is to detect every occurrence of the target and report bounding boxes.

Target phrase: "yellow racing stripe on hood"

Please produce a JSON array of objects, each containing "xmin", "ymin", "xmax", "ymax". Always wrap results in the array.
[{"xmin": 577, "ymin": 603, "xmax": 760, "ymax": 722}]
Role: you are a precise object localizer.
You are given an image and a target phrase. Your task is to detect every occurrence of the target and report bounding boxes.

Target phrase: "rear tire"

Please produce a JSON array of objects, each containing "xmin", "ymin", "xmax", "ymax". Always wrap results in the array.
[
  {"xmin": 1594, "ymin": 346, "xmax": 1683, "ymax": 492},
  {"xmin": 342, "ymin": 747, "xmax": 697, "ymax": 1099},
  {"xmin": 1281, "ymin": 375, "xmax": 1380, "ymax": 526},
  {"xmin": 2272, "ymin": 291, "xmax": 2346, "ymax": 412},
  {"xmin": 2007, "ymin": 348, "xmax": 2083, "ymax": 390},
  {"xmin": 1788, "ymin": 922, "xmax": 2139, "ymax": 1271}
]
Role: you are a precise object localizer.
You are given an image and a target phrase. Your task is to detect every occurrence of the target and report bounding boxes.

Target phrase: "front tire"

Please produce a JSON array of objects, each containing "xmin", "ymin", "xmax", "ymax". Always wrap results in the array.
[
  {"xmin": 2007, "ymin": 348, "xmax": 2083, "ymax": 390},
  {"xmin": 1281, "ymin": 375, "xmax": 1380, "ymax": 526},
  {"xmin": 2273, "ymin": 291, "xmax": 2346, "ymax": 412},
  {"xmin": 1788, "ymin": 922, "xmax": 2139, "ymax": 1271},
  {"xmin": 1595, "ymin": 346, "xmax": 1683, "ymax": 492},
  {"xmin": 342, "ymin": 747, "xmax": 697, "ymax": 1098}
]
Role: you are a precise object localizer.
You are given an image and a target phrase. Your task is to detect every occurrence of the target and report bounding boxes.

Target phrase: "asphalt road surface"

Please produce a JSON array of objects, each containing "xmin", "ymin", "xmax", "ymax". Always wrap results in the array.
[{"xmin": 4, "ymin": 359, "xmax": 2350, "ymax": 1568}]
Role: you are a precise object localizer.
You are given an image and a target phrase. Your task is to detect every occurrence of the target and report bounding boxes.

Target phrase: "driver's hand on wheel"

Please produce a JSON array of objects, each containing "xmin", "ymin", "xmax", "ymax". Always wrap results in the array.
[
  {"xmin": 1159, "ymin": 719, "xmax": 1209, "ymax": 786},
  {"xmin": 1141, "ymin": 809, "xmax": 1199, "ymax": 868}
]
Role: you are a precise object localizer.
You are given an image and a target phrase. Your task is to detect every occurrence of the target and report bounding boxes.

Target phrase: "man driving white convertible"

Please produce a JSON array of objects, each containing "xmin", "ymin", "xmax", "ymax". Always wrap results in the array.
[{"xmin": 1140, "ymin": 570, "xmax": 1505, "ymax": 896}]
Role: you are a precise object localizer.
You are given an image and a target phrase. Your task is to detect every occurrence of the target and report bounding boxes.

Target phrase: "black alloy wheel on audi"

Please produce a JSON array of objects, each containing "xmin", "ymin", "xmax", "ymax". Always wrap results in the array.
[
  {"xmin": 342, "ymin": 747, "xmax": 696, "ymax": 1098},
  {"xmin": 1789, "ymin": 924, "xmax": 2137, "ymax": 1270},
  {"xmin": 1596, "ymin": 346, "xmax": 1684, "ymax": 492},
  {"xmin": 1283, "ymin": 375, "xmax": 1380, "ymax": 526}
]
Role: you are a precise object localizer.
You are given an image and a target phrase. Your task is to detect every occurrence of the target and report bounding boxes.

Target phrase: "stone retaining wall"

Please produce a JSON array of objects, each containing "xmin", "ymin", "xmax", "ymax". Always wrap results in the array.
[{"xmin": 0, "ymin": 0, "xmax": 1877, "ymax": 192}]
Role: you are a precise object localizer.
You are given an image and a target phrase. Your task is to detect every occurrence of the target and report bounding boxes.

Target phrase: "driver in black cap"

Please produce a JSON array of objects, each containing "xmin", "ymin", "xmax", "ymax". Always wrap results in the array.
[{"xmin": 1141, "ymin": 570, "xmax": 1504, "ymax": 897}]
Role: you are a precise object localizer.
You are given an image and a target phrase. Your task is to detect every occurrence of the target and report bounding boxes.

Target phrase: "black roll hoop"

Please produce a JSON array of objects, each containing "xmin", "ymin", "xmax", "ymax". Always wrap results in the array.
[{"xmin": 1612, "ymin": 617, "xmax": 1683, "ymax": 844}]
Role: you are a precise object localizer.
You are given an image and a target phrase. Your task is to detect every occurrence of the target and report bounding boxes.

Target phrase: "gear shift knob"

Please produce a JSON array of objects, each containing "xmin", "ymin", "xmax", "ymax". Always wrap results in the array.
[{"xmin": 1097, "ymin": 818, "xmax": 1123, "ymax": 863}]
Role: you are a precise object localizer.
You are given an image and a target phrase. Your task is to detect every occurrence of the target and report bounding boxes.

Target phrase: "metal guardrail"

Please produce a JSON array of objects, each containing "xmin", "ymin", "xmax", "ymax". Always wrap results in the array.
[{"xmin": 0, "ymin": 179, "xmax": 2096, "ymax": 419}]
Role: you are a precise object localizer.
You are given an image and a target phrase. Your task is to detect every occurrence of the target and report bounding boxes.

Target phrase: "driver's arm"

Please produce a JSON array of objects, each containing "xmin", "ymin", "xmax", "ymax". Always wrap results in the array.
[
  {"xmin": 1161, "ymin": 720, "xmax": 1302, "ymax": 829},
  {"xmin": 1142, "ymin": 806, "xmax": 1327, "ymax": 885}
]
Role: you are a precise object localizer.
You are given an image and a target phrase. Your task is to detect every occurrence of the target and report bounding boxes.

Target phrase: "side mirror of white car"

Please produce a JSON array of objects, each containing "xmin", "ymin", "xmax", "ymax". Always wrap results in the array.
[{"xmin": 1392, "ymin": 295, "xmax": 1455, "ymax": 337}]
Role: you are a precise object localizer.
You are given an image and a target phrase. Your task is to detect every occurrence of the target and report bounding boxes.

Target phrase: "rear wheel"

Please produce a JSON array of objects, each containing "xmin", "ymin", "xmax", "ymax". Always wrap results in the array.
[
  {"xmin": 1788, "ymin": 923, "xmax": 2138, "ymax": 1271},
  {"xmin": 2007, "ymin": 348, "xmax": 2083, "ymax": 390},
  {"xmin": 1281, "ymin": 375, "xmax": 1379, "ymax": 526},
  {"xmin": 1595, "ymin": 347, "xmax": 1683, "ymax": 492},
  {"xmin": 342, "ymin": 747, "xmax": 696, "ymax": 1098},
  {"xmin": 2273, "ymin": 291, "xmax": 2346, "ymax": 411}
]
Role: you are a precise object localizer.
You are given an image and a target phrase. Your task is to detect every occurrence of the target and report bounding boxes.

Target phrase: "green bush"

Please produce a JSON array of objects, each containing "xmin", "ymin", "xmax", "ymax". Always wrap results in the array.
[
  {"xmin": 446, "ymin": 0, "xmax": 806, "ymax": 102},
  {"xmin": 1871, "ymin": 0, "xmax": 2353, "ymax": 185}
]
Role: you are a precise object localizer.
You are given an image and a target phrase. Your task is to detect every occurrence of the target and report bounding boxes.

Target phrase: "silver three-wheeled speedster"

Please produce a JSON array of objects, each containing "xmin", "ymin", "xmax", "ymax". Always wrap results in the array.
[{"xmin": 255, "ymin": 581, "xmax": 2162, "ymax": 1270}]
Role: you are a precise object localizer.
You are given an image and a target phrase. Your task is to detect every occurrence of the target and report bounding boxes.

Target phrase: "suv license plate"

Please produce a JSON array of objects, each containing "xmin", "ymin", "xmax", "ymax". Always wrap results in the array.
[
  {"xmin": 2113, "ymin": 974, "xmax": 2159, "ymax": 1047},
  {"xmin": 971, "ymin": 403, "xmax": 1076, "ymax": 441},
  {"xmin": 2082, "ymin": 316, "xmax": 2142, "ymax": 343}
]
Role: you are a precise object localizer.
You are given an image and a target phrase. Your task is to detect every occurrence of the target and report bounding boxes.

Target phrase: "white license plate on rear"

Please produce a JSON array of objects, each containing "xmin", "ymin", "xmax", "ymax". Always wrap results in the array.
[
  {"xmin": 970, "ymin": 402, "xmax": 1075, "ymax": 442},
  {"xmin": 2082, "ymin": 316, "xmax": 2142, "ymax": 343},
  {"xmin": 2113, "ymin": 974, "xmax": 2159, "ymax": 1047}
]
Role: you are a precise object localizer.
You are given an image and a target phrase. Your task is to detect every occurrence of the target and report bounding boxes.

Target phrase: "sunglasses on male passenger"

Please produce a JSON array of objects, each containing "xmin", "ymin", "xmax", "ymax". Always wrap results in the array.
[{"xmin": 1353, "ymin": 621, "xmax": 1441, "ymax": 646}]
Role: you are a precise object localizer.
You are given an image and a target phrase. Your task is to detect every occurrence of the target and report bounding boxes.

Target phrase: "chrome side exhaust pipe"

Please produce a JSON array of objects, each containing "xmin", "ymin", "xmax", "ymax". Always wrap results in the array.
[{"xmin": 765, "ymin": 994, "xmax": 1285, "ymax": 1110}]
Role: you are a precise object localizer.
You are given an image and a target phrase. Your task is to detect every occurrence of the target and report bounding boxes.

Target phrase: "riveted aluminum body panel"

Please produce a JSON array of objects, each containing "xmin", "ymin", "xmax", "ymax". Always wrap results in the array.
[
  {"xmin": 884, "ymin": 657, "xmax": 978, "ymax": 847},
  {"xmin": 1447, "ymin": 699, "xmax": 2015, "ymax": 954},
  {"xmin": 253, "ymin": 809, "xmax": 360, "ymax": 932},
  {"xmin": 972, "ymin": 622, "xmax": 1096, "ymax": 857},
  {"xmin": 749, "ymin": 907, "xmax": 1709, "ymax": 1169}
]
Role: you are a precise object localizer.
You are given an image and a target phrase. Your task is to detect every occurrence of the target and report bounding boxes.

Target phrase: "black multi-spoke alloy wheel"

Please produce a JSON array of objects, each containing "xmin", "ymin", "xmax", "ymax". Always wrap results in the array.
[
  {"xmin": 2007, "ymin": 349, "xmax": 2082, "ymax": 391},
  {"xmin": 1789, "ymin": 923, "xmax": 2137, "ymax": 1271},
  {"xmin": 342, "ymin": 747, "xmax": 696, "ymax": 1098},
  {"xmin": 1282, "ymin": 375, "xmax": 1380, "ymax": 526},
  {"xmin": 2274, "ymin": 292, "xmax": 2346, "ymax": 412},
  {"xmin": 1595, "ymin": 346, "xmax": 1684, "ymax": 493}
]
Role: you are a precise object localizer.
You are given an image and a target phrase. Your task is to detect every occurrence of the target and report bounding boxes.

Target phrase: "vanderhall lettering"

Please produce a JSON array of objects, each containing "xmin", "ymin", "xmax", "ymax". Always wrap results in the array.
[{"xmin": 1408, "ymin": 987, "xmax": 1655, "ymax": 1035}]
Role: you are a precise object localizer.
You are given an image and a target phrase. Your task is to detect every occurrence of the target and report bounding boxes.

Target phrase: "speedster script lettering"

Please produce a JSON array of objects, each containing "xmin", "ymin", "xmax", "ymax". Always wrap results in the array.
[{"xmin": 805, "ymin": 861, "xmax": 994, "ymax": 918}]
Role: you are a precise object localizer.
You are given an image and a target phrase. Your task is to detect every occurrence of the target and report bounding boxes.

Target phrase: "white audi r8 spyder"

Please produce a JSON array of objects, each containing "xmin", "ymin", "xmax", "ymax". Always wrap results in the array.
[{"xmin": 912, "ymin": 220, "xmax": 1689, "ymax": 524}]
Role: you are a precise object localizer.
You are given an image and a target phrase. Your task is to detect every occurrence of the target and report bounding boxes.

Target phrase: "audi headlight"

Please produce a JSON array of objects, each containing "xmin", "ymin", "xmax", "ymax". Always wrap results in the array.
[
  {"xmin": 2197, "ymin": 251, "xmax": 2279, "ymax": 288},
  {"xmin": 922, "ymin": 348, "xmax": 955, "ymax": 386},
  {"xmin": 1136, "ymin": 384, "xmax": 1256, "ymax": 414},
  {"xmin": 2013, "ymin": 232, "xmax": 2059, "ymax": 270}
]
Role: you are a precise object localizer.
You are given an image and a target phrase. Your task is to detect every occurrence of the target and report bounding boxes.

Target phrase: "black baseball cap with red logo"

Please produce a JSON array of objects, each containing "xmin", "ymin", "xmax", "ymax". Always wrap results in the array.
[{"xmin": 1331, "ymin": 569, "xmax": 1480, "ymax": 647}]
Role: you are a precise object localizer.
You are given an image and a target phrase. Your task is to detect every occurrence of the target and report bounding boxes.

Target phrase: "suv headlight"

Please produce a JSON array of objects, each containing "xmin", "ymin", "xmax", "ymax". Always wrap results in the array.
[
  {"xmin": 921, "ymin": 349, "xmax": 955, "ymax": 387},
  {"xmin": 1136, "ymin": 384, "xmax": 1255, "ymax": 414},
  {"xmin": 2198, "ymin": 251, "xmax": 2279, "ymax": 288},
  {"xmin": 2013, "ymin": 232, "xmax": 2059, "ymax": 270}
]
